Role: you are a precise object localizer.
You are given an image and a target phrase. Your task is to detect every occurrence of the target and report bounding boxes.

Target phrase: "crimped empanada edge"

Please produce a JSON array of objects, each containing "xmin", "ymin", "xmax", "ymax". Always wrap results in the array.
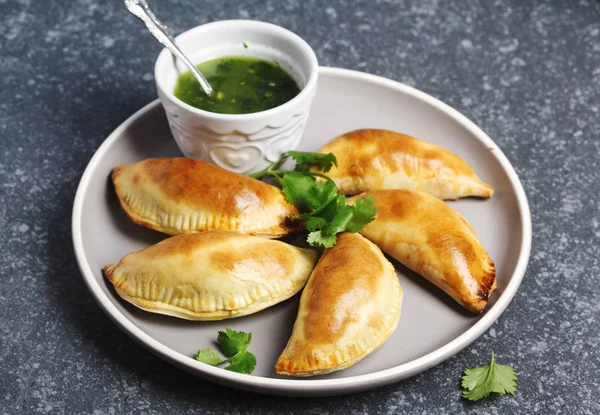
[
  {"xmin": 314, "ymin": 129, "xmax": 496, "ymax": 200},
  {"xmin": 110, "ymin": 166, "xmax": 298, "ymax": 238},
  {"xmin": 473, "ymin": 256, "xmax": 497, "ymax": 312},
  {"xmin": 112, "ymin": 285, "xmax": 309, "ymax": 321},
  {"xmin": 103, "ymin": 242, "xmax": 318, "ymax": 321},
  {"xmin": 275, "ymin": 288, "xmax": 403, "ymax": 376}
]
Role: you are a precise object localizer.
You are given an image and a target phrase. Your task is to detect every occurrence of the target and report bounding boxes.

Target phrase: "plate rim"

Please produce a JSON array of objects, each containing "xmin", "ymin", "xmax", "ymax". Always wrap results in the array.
[{"xmin": 72, "ymin": 66, "xmax": 532, "ymax": 396}]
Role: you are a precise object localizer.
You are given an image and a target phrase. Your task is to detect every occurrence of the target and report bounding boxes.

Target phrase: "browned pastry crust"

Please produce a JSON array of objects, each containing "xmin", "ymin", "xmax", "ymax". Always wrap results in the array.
[
  {"xmin": 104, "ymin": 231, "xmax": 317, "ymax": 320},
  {"xmin": 314, "ymin": 129, "xmax": 494, "ymax": 199},
  {"xmin": 349, "ymin": 190, "xmax": 496, "ymax": 313},
  {"xmin": 112, "ymin": 157, "xmax": 299, "ymax": 237},
  {"xmin": 275, "ymin": 233, "xmax": 402, "ymax": 376}
]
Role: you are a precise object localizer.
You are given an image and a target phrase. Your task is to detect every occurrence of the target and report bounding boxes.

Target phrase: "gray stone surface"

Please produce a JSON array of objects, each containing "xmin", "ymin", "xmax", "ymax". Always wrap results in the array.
[{"xmin": 1, "ymin": 0, "xmax": 599, "ymax": 413}]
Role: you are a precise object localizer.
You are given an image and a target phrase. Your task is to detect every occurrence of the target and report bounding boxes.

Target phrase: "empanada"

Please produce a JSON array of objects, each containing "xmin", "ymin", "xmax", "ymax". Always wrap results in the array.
[
  {"xmin": 112, "ymin": 157, "xmax": 299, "ymax": 237},
  {"xmin": 104, "ymin": 231, "xmax": 317, "ymax": 320},
  {"xmin": 275, "ymin": 233, "xmax": 402, "ymax": 376},
  {"xmin": 314, "ymin": 129, "xmax": 493, "ymax": 200},
  {"xmin": 348, "ymin": 190, "xmax": 496, "ymax": 313}
]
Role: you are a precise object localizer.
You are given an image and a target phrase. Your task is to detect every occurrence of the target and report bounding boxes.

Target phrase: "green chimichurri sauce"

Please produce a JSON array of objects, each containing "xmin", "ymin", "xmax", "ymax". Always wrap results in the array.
[{"xmin": 173, "ymin": 56, "xmax": 301, "ymax": 114}]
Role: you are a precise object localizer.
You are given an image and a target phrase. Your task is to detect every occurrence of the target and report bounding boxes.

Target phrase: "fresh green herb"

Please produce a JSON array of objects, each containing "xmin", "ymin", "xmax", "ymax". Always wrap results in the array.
[
  {"xmin": 280, "ymin": 172, "xmax": 337, "ymax": 213},
  {"xmin": 195, "ymin": 348, "xmax": 222, "ymax": 365},
  {"xmin": 287, "ymin": 151, "xmax": 338, "ymax": 173},
  {"xmin": 243, "ymin": 42, "xmax": 248, "ymax": 49},
  {"xmin": 250, "ymin": 151, "xmax": 377, "ymax": 248},
  {"xmin": 461, "ymin": 351, "xmax": 518, "ymax": 401},
  {"xmin": 195, "ymin": 329, "xmax": 257, "ymax": 374}
]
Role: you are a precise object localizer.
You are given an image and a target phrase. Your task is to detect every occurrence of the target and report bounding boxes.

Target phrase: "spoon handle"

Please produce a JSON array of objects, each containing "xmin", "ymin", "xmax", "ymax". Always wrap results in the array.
[{"xmin": 124, "ymin": 0, "xmax": 213, "ymax": 95}]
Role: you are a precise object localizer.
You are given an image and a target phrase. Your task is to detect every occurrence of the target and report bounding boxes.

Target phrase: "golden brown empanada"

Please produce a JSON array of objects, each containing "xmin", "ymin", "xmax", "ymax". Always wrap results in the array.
[
  {"xmin": 348, "ymin": 190, "xmax": 495, "ymax": 313},
  {"xmin": 313, "ymin": 129, "xmax": 493, "ymax": 200},
  {"xmin": 104, "ymin": 231, "xmax": 317, "ymax": 320},
  {"xmin": 112, "ymin": 158, "xmax": 299, "ymax": 237},
  {"xmin": 275, "ymin": 233, "xmax": 402, "ymax": 376}
]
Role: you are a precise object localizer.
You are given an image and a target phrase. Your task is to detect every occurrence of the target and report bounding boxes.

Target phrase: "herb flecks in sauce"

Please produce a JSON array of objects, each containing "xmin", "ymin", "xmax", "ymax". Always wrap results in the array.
[{"xmin": 173, "ymin": 56, "xmax": 301, "ymax": 114}]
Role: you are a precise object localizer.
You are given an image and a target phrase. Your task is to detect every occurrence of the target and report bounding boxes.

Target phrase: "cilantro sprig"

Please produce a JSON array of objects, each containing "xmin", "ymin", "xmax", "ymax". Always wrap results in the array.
[
  {"xmin": 195, "ymin": 329, "xmax": 256, "ymax": 374},
  {"xmin": 249, "ymin": 151, "xmax": 337, "ymax": 184},
  {"xmin": 461, "ymin": 351, "xmax": 518, "ymax": 401},
  {"xmin": 287, "ymin": 150, "xmax": 338, "ymax": 173},
  {"xmin": 250, "ymin": 151, "xmax": 377, "ymax": 248}
]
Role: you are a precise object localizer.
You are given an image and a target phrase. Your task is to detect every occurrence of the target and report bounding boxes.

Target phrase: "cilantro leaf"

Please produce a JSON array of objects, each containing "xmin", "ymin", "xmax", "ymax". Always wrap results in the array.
[
  {"xmin": 307, "ymin": 230, "xmax": 338, "ymax": 248},
  {"xmin": 196, "ymin": 329, "xmax": 256, "ymax": 374},
  {"xmin": 217, "ymin": 329, "xmax": 250, "ymax": 357},
  {"xmin": 224, "ymin": 350, "xmax": 257, "ymax": 374},
  {"xmin": 281, "ymin": 176, "xmax": 376, "ymax": 247},
  {"xmin": 345, "ymin": 196, "xmax": 377, "ymax": 232},
  {"xmin": 195, "ymin": 348, "xmax": 223, "ymax": 366},
  {"xmin": 281, "ymin": 172, "xmax": 337, "ymax": 213},
  {"xmin": 249, "ymin": 151, "xmax": 377, "ymax": 248},
  {"xmin": 320, "ymin": 194, "xmax": 346, "ymax": 221},
  {"xmin": 321, "ymin": 196, "xmax": 377, "ymax": 235},
  {"xmin": 461, "ymin": 351, "xmax": 518, "ymax": 401},
  {"xmin": 305, "ymin": 216, "xmax": 327, "ymax": 231},
  {"xmin": 287, "ymin": 151, "xmax": 338, "ymax": 172},
  {"xmin": 323, "ymin": 204, "xmax": 354, "ymax": 235}
]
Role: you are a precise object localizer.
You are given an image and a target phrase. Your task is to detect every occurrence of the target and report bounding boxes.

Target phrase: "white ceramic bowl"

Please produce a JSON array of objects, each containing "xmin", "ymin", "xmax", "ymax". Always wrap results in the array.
[{"xmin": 154, "ymin": 20, "xmax": 319, "ymax": 174}]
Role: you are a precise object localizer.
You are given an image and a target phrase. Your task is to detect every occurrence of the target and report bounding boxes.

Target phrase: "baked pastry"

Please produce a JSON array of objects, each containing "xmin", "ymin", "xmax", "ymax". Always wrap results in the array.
[
  {"xmin": 275, "ymin": 232, "xmax": 402, "ymax": 376},
  {"xmin": 314, "ymin": 129, "xmax": 493, "ymax": 200},
  {"xmin": 112, "ymin": 157, "xmax": 299, "ymax": 237},
  {"xmin": 104, "ymin": 231, "xmax": 317, "ymax": 320},
  {"xmin": 348, "ymin": 190, "xmax": 496, "ymax": 313}
]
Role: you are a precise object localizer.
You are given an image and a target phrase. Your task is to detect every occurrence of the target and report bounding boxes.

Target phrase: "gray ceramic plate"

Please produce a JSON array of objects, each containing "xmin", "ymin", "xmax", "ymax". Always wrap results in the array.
[{"xmin": 72, "ymin": 67, "xmax": 531, "ymax": 397}]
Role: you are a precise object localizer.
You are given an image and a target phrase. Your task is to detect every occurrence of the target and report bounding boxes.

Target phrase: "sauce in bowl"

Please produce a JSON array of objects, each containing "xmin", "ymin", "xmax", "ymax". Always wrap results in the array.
[{"xmin": 173, "ymin": 56, "xmax": 301, "ymax": 114}]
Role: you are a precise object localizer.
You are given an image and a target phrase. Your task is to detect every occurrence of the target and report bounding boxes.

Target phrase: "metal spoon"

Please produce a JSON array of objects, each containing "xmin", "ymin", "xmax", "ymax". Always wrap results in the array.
[{"xmin": 124, "ymin": 0, "xmax": 213, "ymax": 96}]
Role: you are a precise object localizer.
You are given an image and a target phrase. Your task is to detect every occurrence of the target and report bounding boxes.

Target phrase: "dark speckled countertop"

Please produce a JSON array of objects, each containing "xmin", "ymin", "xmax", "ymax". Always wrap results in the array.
[{"xmin": 2, "ymin": 0, "xmax": 599, "ymax": 413}]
